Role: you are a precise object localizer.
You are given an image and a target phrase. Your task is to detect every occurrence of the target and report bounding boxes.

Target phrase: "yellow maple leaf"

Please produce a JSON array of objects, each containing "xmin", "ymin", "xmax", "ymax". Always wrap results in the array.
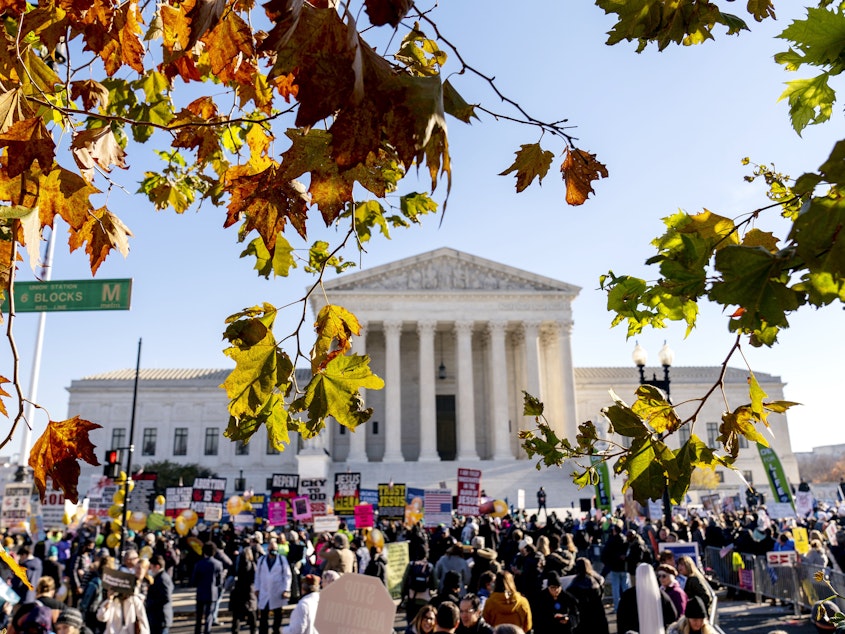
[
  {"xmin": 68, "ymin": 207, "xmax": 133, "ymax": 274},
  {"xmin": 0, "ymin": 545, "xmax": 32, "ymax": 591},
  {"xmin": 560, "ymin": 147, "xmax": 608, "ymax": 206},
  {"xmin": 29, "ymin": 416, "xmax": 102, "ymax": 504}
]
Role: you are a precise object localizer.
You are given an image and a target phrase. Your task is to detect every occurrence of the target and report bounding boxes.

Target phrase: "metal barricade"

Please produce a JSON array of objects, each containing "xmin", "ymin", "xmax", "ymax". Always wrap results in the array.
[{"xmin": 704, "ymin": 546, "xmax": 845, "ymax": 615}]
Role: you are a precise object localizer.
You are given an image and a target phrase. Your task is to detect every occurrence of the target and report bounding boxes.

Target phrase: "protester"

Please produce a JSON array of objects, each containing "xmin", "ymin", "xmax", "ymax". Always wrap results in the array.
[
  {"xmin": 55, "ymin": 607, "xmax": 85, "ymax": 634},
  {"xmin": 146, "ymin": 555, "xmax": 174, "ymax": 634},
  {"xmin": 667, "ymin": 596, "xmax": 717, "ymax": 634},
  {"xmin": 191, "ymin": 542, "xmax": 224, "ymax": 634},
  {"xmin": 532, "ymin": 572, "xmax": 579, "ymax": 633},
  {"xmin": 255, "ymin": 538, "xmax": 291, "ymax": 634},
  {"xmin": 676, "ymin": 556, "xmax": 714, "ymax": 619},
  {"xmin": 230, "ymin": 546, "xmax": 258, "ymax": 634},
  {"xmin": 456, "ymin": 593, "xmax": 494, "ymax": 634},
  {"xmin": 617, "ymin": 562, "xmax": 677, "ymax": 634},
  {"xmin": 481, "ymin": 571, "xmax": 532, "ymax": 633},
  {"xmin": 282, "ymin": 574, "xmax": 320, "ymax": 634},
  {"xmin": 321, "ymin": 534, "xmax": 356, "ymax": 574},
  {"xmin": 405, "ymin": 605, "xmax": 437, "ymax": 634},
  {"xmin": 657, "ymin": 563, "xmax": 688, "ymax": 619},
  {"xmin": 566, "ymin": 557, "xmax": 608, "ymax": 634},
  {"xmin": 433, "ymin": 602, "xmax": 460, "ymax": 633},
  {"xmin": 97, "ymin": 585, "xmax": 150, "ymax": 634}
]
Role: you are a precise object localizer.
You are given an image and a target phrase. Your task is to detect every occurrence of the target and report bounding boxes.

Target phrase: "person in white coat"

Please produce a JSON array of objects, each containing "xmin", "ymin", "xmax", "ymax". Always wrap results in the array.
[
  {"xmin": 283, "ymin": 574, "xmax": 320, "ymax": 634},
  {"xmin": 255, "ymin": 539, "xmax": 292, "ymax": 634}
]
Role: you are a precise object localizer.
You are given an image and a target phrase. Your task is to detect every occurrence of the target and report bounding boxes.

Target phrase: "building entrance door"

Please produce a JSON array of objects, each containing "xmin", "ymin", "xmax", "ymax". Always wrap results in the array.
[{"xmin": 436, "ymin": 395, "xmax": 457, "ymax": 461}]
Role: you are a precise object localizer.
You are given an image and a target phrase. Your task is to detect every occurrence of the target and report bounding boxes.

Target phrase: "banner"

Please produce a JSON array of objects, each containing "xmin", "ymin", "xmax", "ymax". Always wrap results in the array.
[
  {"xmin": 300, "ymin": 478, "xmax": 328, "ymax": 516},
  {"xmin": 333, "ymin": 473, "xmax": 361, "ymax": 516},
  {"xmin": 126, "ymin": 472, "xmax": 157, "ymax": 513},
  {"xmin": 190, "ymin": 477, "xmax": 227, "ymax": 519},
  {"xmin": 592, "ymin": 457, "xmax": 612, "ymax": 512},
  {"xmin": 270, "ymin": 474, "xmax": 299, "ymax": 503},
  {"xmin": 292, "ymin": 496, "xmax": 311, "ymax": 521},
  {"xmin": 354, "ymin": 504, "xmax": 374, "ymax": 529},
  {"xmin": 377, "ymin": 483, "xmax": 406, "ymax": 520},
  {"xmin": 457, "ymin": 468, "xmax": 481, "ymax": 516},
  {"xmin": 757, "ymin": 444, "xmax": 794, "ymax": 508},
  {"xmin": 424, "ymin": 489, "xmax": 452, "ymax": 527}
]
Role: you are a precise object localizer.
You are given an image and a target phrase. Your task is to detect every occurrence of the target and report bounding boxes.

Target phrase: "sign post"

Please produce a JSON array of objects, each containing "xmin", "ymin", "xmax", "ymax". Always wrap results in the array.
[{"xmin": 6, "ymin": 279, "xmax": 132, "ymax": 312}]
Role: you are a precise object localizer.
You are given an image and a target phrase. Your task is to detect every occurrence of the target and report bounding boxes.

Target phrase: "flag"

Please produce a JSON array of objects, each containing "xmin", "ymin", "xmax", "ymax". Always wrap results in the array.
[{"xmin": 757, "ymin": 443, "xmax": 794, "ymax": 508}]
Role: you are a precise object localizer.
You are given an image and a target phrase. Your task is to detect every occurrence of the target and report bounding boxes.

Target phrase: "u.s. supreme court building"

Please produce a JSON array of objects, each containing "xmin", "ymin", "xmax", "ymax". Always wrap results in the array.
[{"xmin": 71, "ymin": 248, "xmax": 799, "ymax": 510}]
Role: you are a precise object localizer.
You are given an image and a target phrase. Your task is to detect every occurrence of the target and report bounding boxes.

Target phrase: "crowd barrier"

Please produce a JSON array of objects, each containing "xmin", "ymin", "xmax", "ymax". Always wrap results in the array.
[{"xmin": 703, "ymin": 545, "xmax": 845, "ymax": 617}]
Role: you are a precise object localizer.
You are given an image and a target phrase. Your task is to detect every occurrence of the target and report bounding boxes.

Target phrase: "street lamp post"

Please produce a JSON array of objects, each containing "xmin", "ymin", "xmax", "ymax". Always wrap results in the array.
[{"xmin": 632, "ymin": 341, "xmax": 675, "ymax": 529}]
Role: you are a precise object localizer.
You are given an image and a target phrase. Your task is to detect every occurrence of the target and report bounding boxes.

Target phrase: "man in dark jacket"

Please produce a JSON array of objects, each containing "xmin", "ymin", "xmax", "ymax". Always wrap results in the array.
[
  {"xmin": 146, "ymin": 555, "xmax": 174, "ymax": 634},
  {"xmin": 456, "ymin": 593, "xmax": 494, "ymax": 634},
  {"xmin": 600, "ymin": 523, "xmax": 629, "ymax": 611},
  {"xmin": 191, "ymin": 542, "xmax": 224, "ymax": 634},
  {"xmin": 13, "ymin": 546, "xmax": 42, "ymax": 603}
]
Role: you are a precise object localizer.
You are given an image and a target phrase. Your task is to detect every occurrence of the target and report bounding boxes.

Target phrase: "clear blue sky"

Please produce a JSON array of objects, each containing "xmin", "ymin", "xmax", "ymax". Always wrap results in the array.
[{"xmin": 2, "ymin": 2, "xmax": 842, "ymax": 462}]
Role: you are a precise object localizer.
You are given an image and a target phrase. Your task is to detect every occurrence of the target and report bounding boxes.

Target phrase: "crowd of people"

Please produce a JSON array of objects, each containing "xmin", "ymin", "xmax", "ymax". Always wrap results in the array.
[{"xmin": 0, "ymin": 492, "xmax": 842, "ymax": 634}]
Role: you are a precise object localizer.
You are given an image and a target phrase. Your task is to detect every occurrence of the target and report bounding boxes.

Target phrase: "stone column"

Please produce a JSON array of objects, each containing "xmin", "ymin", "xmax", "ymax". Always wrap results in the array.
[
  {"xmin": 347, "ymin": 322, "xmax": 368, "ymax": 462},
  {"xmin": 555, "ymin": 320, "xmax": 578, "ymax": 442},
  {"xmin": 521, "ymin": 320, "xmax": 543, "ymax": 433},
  {"xmin": 383, "ymin": 320, "xmax": 404, "ymax": 462},
  {"xmin": 488, "ymin": 320, "xmax": 512, "ymax": 460},
  {"xmin": 455, "ymin": 320, "xmax": 478, "ymax": 461},
  {"xmin": 417, "ymin": 320, "xmax": 439, "ymax": 461}
]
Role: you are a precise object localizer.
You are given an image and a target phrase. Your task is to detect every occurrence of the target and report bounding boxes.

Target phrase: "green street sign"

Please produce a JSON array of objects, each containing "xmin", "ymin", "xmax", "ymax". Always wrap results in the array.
[{"xmin": 6, "ymin": 279, "xmax": 132, "ymax": 312}]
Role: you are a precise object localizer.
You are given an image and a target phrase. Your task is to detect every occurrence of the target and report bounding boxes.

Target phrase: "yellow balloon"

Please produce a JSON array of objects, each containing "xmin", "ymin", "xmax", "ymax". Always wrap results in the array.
[
  {"xmin": 115, "ymin": 471, "xmax": 127, "ymax": 483},
  {"xmin": 127, "ymin": 512, "xmax": 147, "ymax": 532},
  {"xmin": 492, "ymin": 499, "xmax": 508, "ymax": 518},
  {"xmin": 106, "ymin": 533, "xmax": 120, "ymax": 548},
  {"xmin": 62, "ymin": 512, "xmax": 71, "ymax": 525},
  {"xmin": 367, "ymin": 528, "xmax": 385, "ymax": 549},
  {"xmin": 108, "ymin": 505, "xmax": 123, "ymax": 519},
  {"xmin": 180, "ymin": 509, "xmax": 198, "ymax": 528},
  {"xmin": 112, "ymin": 490, "xmax": 125, "ymax": 505},
  {"xmin": 226, "ymin": 496, "xmax": 244, "ymax": 516},
  {"xmin": 155, "ymin": 495, "xmax": 166, "ymax": 507},
  {"xmin": 139, "ymin": 546, "xmax": 153, "ymax": 560},
  {"xmin": 243, "ymin": 502, "xmax": 253, "ymax": 512},
  {"xmin": 175, "ymin": 516, "xmax": 190, "ymax": 537}
]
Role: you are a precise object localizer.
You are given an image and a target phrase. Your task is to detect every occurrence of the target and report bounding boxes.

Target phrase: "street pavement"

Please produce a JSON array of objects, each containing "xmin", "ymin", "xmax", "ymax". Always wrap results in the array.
[{"xmin": 166, "ymin": 585, "xmax": 819, "ymax": 633}]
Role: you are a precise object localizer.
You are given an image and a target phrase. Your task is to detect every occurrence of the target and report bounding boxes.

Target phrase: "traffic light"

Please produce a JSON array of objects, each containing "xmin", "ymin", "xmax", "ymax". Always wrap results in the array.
[{"xmin": 104, "ymin": 449, "xmax": 121, "ymax": 479}]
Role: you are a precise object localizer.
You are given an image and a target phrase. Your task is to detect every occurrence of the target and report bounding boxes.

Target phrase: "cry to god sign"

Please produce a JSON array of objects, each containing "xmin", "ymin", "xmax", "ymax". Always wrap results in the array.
[{"xmin": 315, "ymin": 574, "xmax": 395, "ymax": 634}]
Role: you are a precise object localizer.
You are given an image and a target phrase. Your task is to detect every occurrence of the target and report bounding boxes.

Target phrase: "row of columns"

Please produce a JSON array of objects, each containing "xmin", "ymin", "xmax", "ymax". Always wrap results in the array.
[{"xmin": 345, "ymin": 319, "xmax": 576, "ymax": 463}]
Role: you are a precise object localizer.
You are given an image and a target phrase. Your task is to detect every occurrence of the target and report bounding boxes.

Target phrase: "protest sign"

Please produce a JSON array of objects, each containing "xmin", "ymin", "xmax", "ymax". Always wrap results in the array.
[
  {"xmin": 300, "ymin": 478, "xmax": 328, "ymax": 516},
  {"xmin": 377, "ymin": 483, "xmax": 406, "ymax": 520},
  {"xmin": 102, "ymin": 569, "xmax": 138, "ymax": 596},
  {"xmin": 457, "ymin": 469, "xmax": 481, "ymax": 516},
  {"xmin": 315, "ymin": 574, "xmax": 395, "ymax": 634},
  {"xmin": 334, "ymin": 473, "xmax": 361, "ymax": 516}
]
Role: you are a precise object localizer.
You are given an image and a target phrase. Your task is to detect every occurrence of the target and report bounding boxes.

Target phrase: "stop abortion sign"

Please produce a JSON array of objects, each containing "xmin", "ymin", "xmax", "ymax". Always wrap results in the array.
[{"xmin": 315, "ymin": 573, "xmax": 396, "ymax": 634}]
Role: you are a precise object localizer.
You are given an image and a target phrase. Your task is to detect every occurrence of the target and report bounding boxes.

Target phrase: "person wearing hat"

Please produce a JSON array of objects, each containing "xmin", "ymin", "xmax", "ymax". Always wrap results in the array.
[
  {"xmin": 532, "ymin": 572, "xmax": 579, "ymax": 633},
  {"xmin": 657, "ymin": 564, "xmax": 688, "ymax": 620},
  {"xmin": 321, "ymin": 533, "xmax": 356, "ymax": 574},
  {"xmin": 282, "ymin": 574, "xmax": 320, "ymax": 634},
  {"xmin": 668, "ymin": 596, "xmax": 716, "ymax": 634},
  {"xmin": 55, "ymin": 608, "xmax": 86, "ymax": 634}
]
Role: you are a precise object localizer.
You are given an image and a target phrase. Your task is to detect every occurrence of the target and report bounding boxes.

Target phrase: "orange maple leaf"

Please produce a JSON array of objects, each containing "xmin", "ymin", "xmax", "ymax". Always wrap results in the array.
[
  {"xmin": 560, "ymin": 147, "xmax": 608, "ymax": 206},
  {"xmin": 0, "ymin": 546, "xmax": 32, "ymax": 591},
  {"xmin": 0, "ymin": 118, "xmax": 56, "ymax": 178},
  {"xmin": 0, "ymin": 375, "xmax": 10, "ymax": 418},
  {"xmin": 68, "ymin": 207, "xmax": 133, "ymax": 274},
  {"xmin": 70, "ymin": 80, "xmax": 111, "ymax": 111},
  {"xmin": 29, "ymin": 416, "xmax": 102, "ymax": 504}
]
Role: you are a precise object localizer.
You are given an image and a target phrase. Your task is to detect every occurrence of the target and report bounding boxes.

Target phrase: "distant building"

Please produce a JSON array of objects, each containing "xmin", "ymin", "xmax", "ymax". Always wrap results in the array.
[{"xmin": 69, "ymin": 249, "xmax": 800, "ymax": 509}]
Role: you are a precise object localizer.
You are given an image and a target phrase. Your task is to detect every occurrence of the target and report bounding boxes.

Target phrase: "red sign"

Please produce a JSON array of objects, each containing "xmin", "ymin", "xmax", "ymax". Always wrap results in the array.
[
  {"xmin": 766, "ymin": 551, "xmax": 797, "ymax": 566},
  {"xmin": 457, "ymin": 468, "xmax": 482, "ymax": 516}
]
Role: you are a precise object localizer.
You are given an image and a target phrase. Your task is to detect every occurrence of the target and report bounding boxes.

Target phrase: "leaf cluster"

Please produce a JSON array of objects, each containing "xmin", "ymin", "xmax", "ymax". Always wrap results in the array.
[
  {"xmin": 520, "ymin": 383, "xmax": 796, "ymax": 506},
  {"xmin": 221, "ymin": 303, "xmax": 383, "ymax": 453}
]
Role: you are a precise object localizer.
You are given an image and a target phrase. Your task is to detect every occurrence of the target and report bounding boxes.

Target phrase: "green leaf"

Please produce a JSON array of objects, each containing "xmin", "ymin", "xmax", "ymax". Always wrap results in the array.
[
  {"xmin": 670, "ymin": 434, "xmax": 717, "ymax": 503},
  {"xmin": 748, "ymin": 371, "xmax": 768, "ymax": 425},
  {"xmin": 791, "ymin": 195, "xmax": 845, "ymax": 284},
  {"xmin": 523, "ymin": 391, "xmax": 544, "ymax": 417},
  {"xmin": 719, "ymin": 407, "xmax": 769, "ymax": 458},
  {"xmin": 499, "ymin": 143, "xmax": 555, "ymax": 193},
  {"xmin": 443, "ymin": 79, "xmax": 478, "ymax": 123},
  {"xmin": 616, "ymin": 436, "xmax": 675, "ymax": 505},
  {"xmin": 746, "ymin": 0, "xmax": 775, "ymax": 22},
  {"xmin": 710, "ymin": 245, "xmax": 803, "ymax": 330},
  {"xmin": 292, "ymin": 353, "xmax": 384, "ymax": 433},
  {"xmin": 400, "ymin": 192, "xmax": 438, "ymax": 223},
  {"xmin": 632, "ymin": 385, "xmax": 681, "ymax": 433},
  {"xmin": 240, "ymin": 235, "xmax": 296, "ymax": 279},
  {"xmin": 353, "ymin": 200, "xmax": 390, "ymax": 243},
  {"xmin": 603, "ymin": 392, "xmax": 649, "ymax": 438},
  {"xmin": 778, "ymin": 73, "xmax": 835, "ymax": 134},
  {"xmin": 777, "ymin": 7, "xmax": 845, "ymax": 69}
]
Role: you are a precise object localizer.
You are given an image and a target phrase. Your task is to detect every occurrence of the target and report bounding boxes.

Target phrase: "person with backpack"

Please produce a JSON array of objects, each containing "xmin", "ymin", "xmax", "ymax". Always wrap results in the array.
[
  {"xmin": 79, "ymin": 556, "xmax": 112, "ymax": 634},
  {"xmin": 401, "ymin": 552, "xmax": 437, "ymax": 624}
]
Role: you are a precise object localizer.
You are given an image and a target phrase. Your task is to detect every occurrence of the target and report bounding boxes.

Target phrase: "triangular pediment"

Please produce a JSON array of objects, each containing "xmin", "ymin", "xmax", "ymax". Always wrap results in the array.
[{"xmin": 321, "ymin": 248, "xmax": 580, "ymax": 294}]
